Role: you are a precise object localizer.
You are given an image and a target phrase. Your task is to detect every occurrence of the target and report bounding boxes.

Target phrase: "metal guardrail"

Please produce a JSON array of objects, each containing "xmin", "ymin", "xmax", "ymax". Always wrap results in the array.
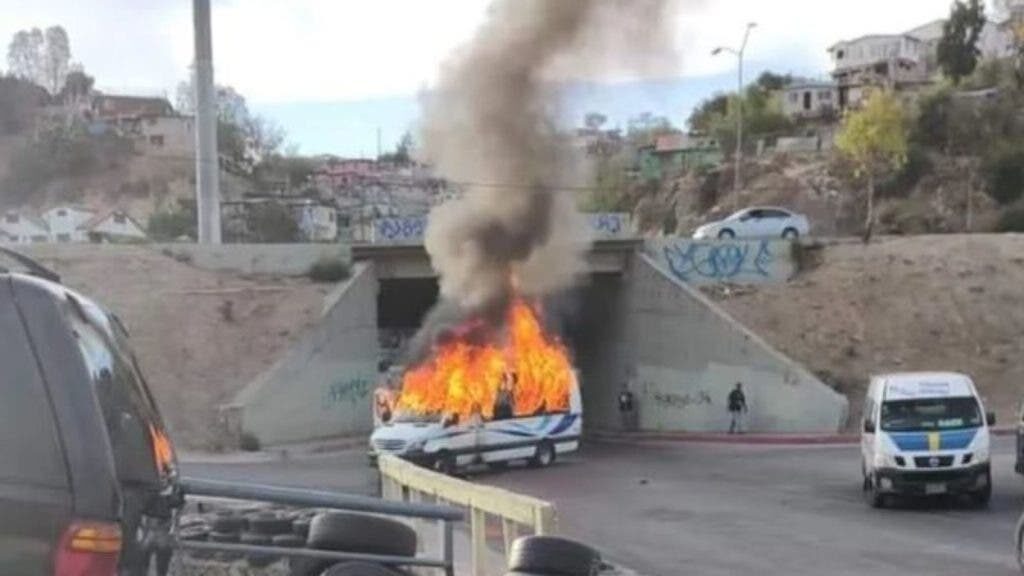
[
  {"xmin": 378, "ymin": 455, "xmax": 557, "ymax": 576},
  {"xmin": 178, "ymin": 476, "xmax": 463, "ymax": 575}
]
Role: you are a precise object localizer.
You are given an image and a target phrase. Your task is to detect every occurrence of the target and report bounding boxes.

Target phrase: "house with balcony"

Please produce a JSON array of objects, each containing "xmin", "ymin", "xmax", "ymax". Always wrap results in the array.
[
  {"xmin": 80, "ymin": 211, "xmax": 147, "ymax": 242},
  {"xmin": 828, "ymin": 34, "xmax": 930, "ymax": 110}
]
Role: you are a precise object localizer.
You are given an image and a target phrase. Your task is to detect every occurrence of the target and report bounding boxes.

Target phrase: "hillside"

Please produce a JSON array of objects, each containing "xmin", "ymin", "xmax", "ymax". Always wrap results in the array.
[
  {"xmin": 23, "ymin": 245, "xmax": 327, "ymax": 449},
  {"xmin": 708, "ymin": 234, "xmax": 1024, "ymax": 428}
]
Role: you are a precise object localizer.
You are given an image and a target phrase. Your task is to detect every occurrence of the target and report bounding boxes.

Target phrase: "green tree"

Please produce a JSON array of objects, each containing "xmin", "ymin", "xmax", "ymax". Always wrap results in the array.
[
  {"xmin": 755, "ymin": 71, "xmax": 793, "ymax": 92},
  {"xmin": 688, "ymin": 93, "xmax": 729, "ymax": 133},
  {"xmin": 626, "ymin": 112, "xmax": 675, "ymax": 146},
  {"xmin": 937, "ymin": 0, "xmax": 986, "ymax": 85},
  {"xmin": 709, "ymin": 86, "xmax": 792, "ymax": 154},
  {"xmin": 379, "ymin": 130, "xmax": 415, "ymax": 165},
  {"xmin": 148, "ymin": 198, "xmax": 197, "ymax": 241},
  {"xmin": 835, "ymin": 91, "xmax": 909, "ymax": 242},
  {"xmin": 6, "ymin": 26, "xmax": 73, "ymax": 95}
]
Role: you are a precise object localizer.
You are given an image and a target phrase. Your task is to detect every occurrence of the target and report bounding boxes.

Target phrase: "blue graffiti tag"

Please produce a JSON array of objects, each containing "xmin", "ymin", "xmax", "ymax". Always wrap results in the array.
[
  {"xmin": 661, "ymin": 240, "xmax": 774, "ymax": 281},
  {"xmin": 374, "ymin": 217, "xmax": 427, "ymax": 242},
  {"xmin": 322, "ymin": 377, "xmax": 373, "ymax": 410},
  {"xmin": 590, "ymin": 213, "xmax": 628, "ymax": 236}
]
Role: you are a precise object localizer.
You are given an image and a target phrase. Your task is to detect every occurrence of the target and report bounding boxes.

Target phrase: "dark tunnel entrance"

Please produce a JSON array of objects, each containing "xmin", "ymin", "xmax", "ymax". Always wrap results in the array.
[{"xmin": 375, "ymin": 273, "xmax": 627, "ymax": 433}]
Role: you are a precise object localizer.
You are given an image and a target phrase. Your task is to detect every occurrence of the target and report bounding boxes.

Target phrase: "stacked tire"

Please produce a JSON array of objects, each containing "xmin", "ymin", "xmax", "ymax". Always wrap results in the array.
[
  {"xmin": 290, "ymin": 512, "xmax": 417, "ymax": 576},
  {"xmin": 506, "ymin": 536, "xmax": 602, "ymax": 576}
]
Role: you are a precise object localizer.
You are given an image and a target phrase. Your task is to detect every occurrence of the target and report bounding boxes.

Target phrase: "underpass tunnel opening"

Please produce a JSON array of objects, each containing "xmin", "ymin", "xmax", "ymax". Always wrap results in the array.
[
  {"xmin": 377, "ymin": 277, "xmax": 439, "ymax": 370},
  {"xmin": 376, "ymin": 271, "xmax": 630, "ymax": 436},
  {"xmin": 544, "ymin": 272, "xmax": 628, "ymax": 435}
]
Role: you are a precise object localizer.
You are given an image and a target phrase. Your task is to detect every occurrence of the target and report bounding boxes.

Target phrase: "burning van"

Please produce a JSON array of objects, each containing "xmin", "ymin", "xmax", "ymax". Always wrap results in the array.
[{"xmin": 369, "ymin": 300, "xmax": 583, "ymax": 472}]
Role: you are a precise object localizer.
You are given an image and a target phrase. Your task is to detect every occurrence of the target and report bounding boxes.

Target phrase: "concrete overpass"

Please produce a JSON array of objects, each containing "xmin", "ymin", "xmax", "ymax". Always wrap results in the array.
[{"xmin": 225, "ymin": 235, "xmax": 847, "ymax": 446}]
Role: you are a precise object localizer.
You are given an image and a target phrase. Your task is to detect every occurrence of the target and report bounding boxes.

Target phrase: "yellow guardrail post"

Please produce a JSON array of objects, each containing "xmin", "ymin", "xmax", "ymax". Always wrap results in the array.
[{"xmin": 378, "ymin": 455, "xmax": 558, "ymax": 575}]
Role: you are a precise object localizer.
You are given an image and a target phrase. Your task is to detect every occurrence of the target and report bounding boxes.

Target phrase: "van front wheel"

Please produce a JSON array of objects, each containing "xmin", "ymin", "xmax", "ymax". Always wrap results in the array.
[
  {"xmin": 432, "ymin": 451, "xmax": 456, "ymax": 476},
  {"xmin": 864, "ymin": 472, "xmax": 885, "ymax": 509},
  {"xmin": 531, "ymin": 441, "xmax": 556, "ymax": 468},
  {"xmin": 971, "ymin": 470, "xmax": 992, "ymax": 508}
]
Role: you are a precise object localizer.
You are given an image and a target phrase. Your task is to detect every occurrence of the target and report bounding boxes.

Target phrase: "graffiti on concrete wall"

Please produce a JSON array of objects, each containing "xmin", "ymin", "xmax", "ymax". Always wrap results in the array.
[
  {"xmin": 651, "ymin": 389, "xmax": 712, "ymax": 411},
  {"xmin": 322, "ymin": 376, "xmax": 374, "ymax": 410},
  {"xmin": 649, "ymin": 239, "xmax": 793, "ymax": 285},
  {"xmin": 373, "ymin": 217, "xmax": 427, "ymax": 244},
  {"xmin": 588, "ymin": 213, "xmax": 631, "ymax": 239}
]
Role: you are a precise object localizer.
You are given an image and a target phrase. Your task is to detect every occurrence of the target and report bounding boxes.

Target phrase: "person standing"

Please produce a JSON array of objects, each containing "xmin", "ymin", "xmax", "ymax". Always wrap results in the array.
[
  {"xmin": 727, "ymin": 382, "xmax": 748, "ymax": 434},
  {"xmin": 618, "ymin": 368, "xmax": 639, "ymax": 431}
]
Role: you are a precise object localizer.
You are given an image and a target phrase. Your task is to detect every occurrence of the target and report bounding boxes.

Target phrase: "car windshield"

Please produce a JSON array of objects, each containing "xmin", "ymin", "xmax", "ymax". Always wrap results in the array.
[{"xmin": 880, "ymin": 397, "xmax": 983, "ymax": 432}]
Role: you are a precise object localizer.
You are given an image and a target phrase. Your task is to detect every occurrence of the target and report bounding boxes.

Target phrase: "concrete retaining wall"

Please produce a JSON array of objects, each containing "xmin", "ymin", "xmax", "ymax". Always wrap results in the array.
[
  {"xmin": 644, "ymin": 238, "xmax": 796, "ymax": 285},
  {"xmin": 232, "ymin": 262, "xmax": 379, "ymax": 445},
  {"xmin": 161, "ymin": 243, "xmax": 352, "ymax": 276},
  {"xmin": 583, "ymin": 254, "xmax": 847, "ymax": 433}
]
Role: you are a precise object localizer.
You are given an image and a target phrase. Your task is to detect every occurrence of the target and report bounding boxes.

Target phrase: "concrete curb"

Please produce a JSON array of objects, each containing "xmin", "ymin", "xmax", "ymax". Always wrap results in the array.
[{"xmin": 590, "ymin": 426, "xmax": 1017, "ymax": 447}]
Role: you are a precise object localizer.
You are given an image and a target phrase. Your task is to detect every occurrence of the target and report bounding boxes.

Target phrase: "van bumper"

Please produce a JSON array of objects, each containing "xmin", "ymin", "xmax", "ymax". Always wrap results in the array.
[
  {"xmin": 875, "ymin": 462, "xmax": 990, "ymax": 495},
  {"xmin": 368, "ymin": 450, "xmax": 432, "ymax": 467}
]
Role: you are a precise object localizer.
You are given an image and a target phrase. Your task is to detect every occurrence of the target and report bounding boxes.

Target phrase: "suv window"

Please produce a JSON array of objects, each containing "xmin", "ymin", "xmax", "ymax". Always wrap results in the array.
[
  {"xmin": 66, "ymin": 297, "xmax": 168, "ymax": 485},
  {"xmin": 0, "ymin": 284, "xmax": 67, "ymax": 488},
  {"xmin": 762, "ymin": 209, "xmax": 791, "ymax": 218}
]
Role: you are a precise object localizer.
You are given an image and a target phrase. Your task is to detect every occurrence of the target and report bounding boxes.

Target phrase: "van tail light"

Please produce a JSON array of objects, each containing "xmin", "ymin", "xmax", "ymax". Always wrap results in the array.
[{"xmin": 54, "ymin": 521, "xmax": 121, "ymax": 576}]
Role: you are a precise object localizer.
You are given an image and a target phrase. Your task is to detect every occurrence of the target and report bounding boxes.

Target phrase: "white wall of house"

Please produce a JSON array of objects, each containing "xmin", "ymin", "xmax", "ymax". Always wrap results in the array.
[
  {"xmin": 88, "ymin": 213, "xmax": 147, "ymax": 239},
  {"xmin": 297, "ymin": 205, "xmax": 338, "ymax": 242},
  {"xmin": 42, "ymin": 207, "xmax": 94, "ymax": 243},
  {"xmin": 782, "ymin": 84, "xmax": 837, "ymax": 118},
  {"xmin": 139, "ymin": 116, "xmax": 194, "ymax": 157},
  {"xmin": 831, "ymin": 35, "xmax": 924, "ymax": 71},
  {"xmin": 0, "ymin": 213, "xmax": 50, "ymax": 244}
]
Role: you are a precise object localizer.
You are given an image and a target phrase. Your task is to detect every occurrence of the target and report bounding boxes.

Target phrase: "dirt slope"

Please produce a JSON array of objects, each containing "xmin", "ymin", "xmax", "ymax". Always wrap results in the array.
[
  {"xmin": 25, "ymin": 245, "xmax": 327, "ymax": 449},
  {"xmin": 709, "ymin": 234, "xmax": 1024, "ymax": 428}
]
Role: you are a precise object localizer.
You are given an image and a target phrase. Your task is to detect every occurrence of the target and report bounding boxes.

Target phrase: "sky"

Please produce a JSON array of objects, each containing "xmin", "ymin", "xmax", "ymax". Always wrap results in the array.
[{"xmin": 0, "ymin": 0, "xmax": 965, "ymax": 156}]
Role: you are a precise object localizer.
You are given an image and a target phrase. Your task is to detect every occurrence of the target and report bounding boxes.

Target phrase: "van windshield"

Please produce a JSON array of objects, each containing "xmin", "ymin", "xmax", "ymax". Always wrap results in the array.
[
  {"xmin": 880, "ymin": 397, "xmax": 982, "ymax": 432},
  {"xmin": 392, "ymin": 410, "xmax": 440, "ymax": 424}
]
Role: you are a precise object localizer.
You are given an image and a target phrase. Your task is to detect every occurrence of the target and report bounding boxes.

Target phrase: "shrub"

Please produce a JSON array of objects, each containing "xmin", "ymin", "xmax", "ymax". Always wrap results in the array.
[
  {"xmin": 878, "ymin": 145, "xmax": 931, "ymax": 198},
  {"xmin": 308, "ymin": 257, "xmax": 351, "ymax": 283},
  {"xmin": 148, "ymin": 198, "xmax": 197, "ymax": 241},
  {"xmin": 996, "ymin": 205, "xmax": 1024, "ymax": 232},
  {"xmin": 982, "ymin": 143, "xmax": 1024, "ymax": 205}
]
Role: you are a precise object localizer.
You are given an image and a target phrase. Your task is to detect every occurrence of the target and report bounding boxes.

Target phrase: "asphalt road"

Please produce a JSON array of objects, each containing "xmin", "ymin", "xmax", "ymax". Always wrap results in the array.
[{"xmin": 183, "ymin": 437, "xmax": 1024, "ymax": 576}]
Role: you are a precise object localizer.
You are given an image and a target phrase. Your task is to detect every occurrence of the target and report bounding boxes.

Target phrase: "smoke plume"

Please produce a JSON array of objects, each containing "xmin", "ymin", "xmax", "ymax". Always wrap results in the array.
[{"xmin": 417, "ymin": 0, "xmax": 680, "ymax": 335}]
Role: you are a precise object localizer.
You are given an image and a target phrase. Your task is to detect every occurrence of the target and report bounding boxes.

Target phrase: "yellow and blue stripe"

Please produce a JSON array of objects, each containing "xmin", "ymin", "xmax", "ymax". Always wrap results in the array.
[{"xmin": 888, "ymin": 428, "xmax": 978, "ymax": 452}]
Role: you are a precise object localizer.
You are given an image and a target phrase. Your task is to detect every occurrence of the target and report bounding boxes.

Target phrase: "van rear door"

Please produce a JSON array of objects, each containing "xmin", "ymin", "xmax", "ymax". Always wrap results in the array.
[{"xmin": 0, "ymin": 277, "xmax": 73, "ymax": 573}]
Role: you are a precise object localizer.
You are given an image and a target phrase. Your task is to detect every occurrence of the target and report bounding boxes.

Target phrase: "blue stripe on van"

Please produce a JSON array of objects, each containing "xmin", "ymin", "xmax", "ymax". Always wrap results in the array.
[{"xmin": 888, "ymin": 428, "xmax": 978, "ymax": 451}]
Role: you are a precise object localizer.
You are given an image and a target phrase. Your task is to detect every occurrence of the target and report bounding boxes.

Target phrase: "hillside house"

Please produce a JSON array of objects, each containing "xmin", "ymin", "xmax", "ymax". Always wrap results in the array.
[
  {"xmin": 0, "ymin": 212, "xmax": 50, "ymax": 244},
  {"xmin": 639, "ymin": 134, "xmax": 722, "ymax": 180},
  {"xmin": 828, "ymin": 34, "xmax": 930, "ymax": 109},
  {"xmin": 782, "ymin": 80, "xmax": 838, "ymax": 120},
  {"xmin": 82, "ymin": 211, "xmax": 147, "ymax": 242},
  {"xmin": 93, "ymin": 94, "xmax": 175, "ymax": 120},
  {"xmin": 42, "ymin": 206, "xmax": 96, "ymax": 243},
  {"xmin": 906, "ymin": 18, "xmax": 1015, "ymax": 72}
]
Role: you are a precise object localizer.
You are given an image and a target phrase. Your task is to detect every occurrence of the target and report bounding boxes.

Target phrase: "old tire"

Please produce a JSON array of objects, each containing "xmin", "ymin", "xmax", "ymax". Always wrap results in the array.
[
  {"xmin": 530, "ymin": 441, "xmax": 555, "ymax": 469},
  {"xmin": 209, "ymin": 513, "xmax": 245, "ymax": 534},
  {"xmin": 273, "ymin": 533, "xmax": 306, "ymax": 548},
  {"xmin": 1015, "ymin": 511, "xmax": 1024, "ymax": 571},
  {"xmin": 782, "ymin": 227, "xmax": 799, "ymax": 239},
  {"xmin": 717, "ymin": 228, "xmax": 735, "ymax": 239},
  {"xmin": 209, "ymin": 531, "xmax": 241, "ymax": 543},
  {"xmin": 307, "ymin": 512, "xmax": 417, "ymax": 557},
  {"xmin": 293, "ymin": 517, "xmax": 312, "ymax": 539},
  {"xmin": 249, "ymin": 513, "xmax": 294, "ymax": 536},
  {"xmin": 507, "ymin": 536, "xmax": 601, "ymax": 576},
  {"xmin": 320, "ymin": 561, "xmax": 406, "ymax": 576}
]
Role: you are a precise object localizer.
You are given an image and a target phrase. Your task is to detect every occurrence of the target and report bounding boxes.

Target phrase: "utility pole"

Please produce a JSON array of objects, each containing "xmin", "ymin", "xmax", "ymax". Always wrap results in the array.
[
  {"xmin": 713, "ymin": 22, "xmax": 757, "ymax": 206},
  {"xmin": 193, "ymin": 0, "xmax": 221, "ymax": 244}
]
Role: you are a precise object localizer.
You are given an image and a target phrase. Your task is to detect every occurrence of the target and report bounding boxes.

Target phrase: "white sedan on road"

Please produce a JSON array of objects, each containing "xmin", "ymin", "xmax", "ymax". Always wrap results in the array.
[{"xmin": 692, "ymin": 207, "xmax": 810, "ymax": 240}]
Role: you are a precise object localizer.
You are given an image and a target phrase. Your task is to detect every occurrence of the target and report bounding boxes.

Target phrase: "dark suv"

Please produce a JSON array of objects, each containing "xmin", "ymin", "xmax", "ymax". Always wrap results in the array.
[{"xmin": 0, "ymin": 255, "xmax": 179, "ymax": 575}]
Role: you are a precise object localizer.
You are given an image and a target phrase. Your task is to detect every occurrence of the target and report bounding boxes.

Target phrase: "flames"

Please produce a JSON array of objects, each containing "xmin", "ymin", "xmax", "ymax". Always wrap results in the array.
[{"xmin": 396, "ymin": 299, "xmax": 573, "ymax": 421}]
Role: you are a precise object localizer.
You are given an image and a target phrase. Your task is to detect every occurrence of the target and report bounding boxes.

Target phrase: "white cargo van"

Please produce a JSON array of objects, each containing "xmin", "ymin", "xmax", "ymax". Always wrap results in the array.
[
  {"xmin": 369, "ymin": 374, "xmax": 582, "ymax": 473},
  {"xmin": 861, "ymin": 372, "xmax": 994, "ymax": 508}
]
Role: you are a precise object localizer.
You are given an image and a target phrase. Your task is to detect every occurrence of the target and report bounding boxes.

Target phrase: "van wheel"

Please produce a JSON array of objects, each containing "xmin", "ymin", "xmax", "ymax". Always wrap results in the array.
[
  {"xmin": 432, "ymin": 451, "xmax": 456, "ymax": 475},
  {"xmin": 863, "ymin": 473, "xmax": 885, "ymax": 509},
  {"xmin": 717, "ymin": 228, "xmax": 736, "ymax": 239},
  {"xmin": 1015, "ymin": 512, "xmax": 1024, "ymax": 570},
  {"xmin": 531, "ymin": 441, "xmax": 556, "ymax": 468},
  {"xmin": 971, "ymin": 470, "xmax": 992, "ymax": 508},
  {"xmin": 782, "ymin": 227, "xmax": 799, "ymax": 239}
]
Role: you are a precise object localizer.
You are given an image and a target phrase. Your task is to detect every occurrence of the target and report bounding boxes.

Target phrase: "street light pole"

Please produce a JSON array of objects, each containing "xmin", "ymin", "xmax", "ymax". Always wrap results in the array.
[{"xmin": 713, "ymin": 22, "xmax": 757, "ymax": 204}]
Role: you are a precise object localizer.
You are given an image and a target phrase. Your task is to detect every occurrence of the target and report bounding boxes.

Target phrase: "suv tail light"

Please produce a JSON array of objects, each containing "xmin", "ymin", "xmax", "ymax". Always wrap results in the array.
[{"xmin": 54, "ymin": 521, "xmax": 121, "ymax": 576}]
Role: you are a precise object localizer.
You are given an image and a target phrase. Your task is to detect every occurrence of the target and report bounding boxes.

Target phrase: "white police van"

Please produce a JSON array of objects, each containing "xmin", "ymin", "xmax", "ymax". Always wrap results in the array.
[
  {"xmin": 369, "ymin": 374, "xmax": 582, "ymax": 473},
  {"xmin": 861, "ymin": 372, "xmax": 994, "ymax": 507}
]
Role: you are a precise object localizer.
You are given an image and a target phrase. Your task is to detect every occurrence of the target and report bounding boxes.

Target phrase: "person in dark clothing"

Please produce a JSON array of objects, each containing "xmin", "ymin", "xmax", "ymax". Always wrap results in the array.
[
  {"xmin": 727, "ymin": 382, "xmax": 748, "ymax": 434},
  {"xmin": 618, "ymin": 386, "xmax": 637, "ymax": 431},
  {"xmin": 494, "ymin": 371, "xmax": 516, "ymax": 420}
]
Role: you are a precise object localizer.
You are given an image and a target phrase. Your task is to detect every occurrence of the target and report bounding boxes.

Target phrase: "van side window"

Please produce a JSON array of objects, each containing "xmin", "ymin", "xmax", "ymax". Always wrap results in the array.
[
  {"xmin": 864, "ymin": 397, "xmax": 876, "ymax": 428},
  {"xmin": 67, "ymin": 309, "xmax": 160, "ymax": 485},
  {"xmin": 0, "ymin": 292, "xmax": 67, "ymax": 488}
]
